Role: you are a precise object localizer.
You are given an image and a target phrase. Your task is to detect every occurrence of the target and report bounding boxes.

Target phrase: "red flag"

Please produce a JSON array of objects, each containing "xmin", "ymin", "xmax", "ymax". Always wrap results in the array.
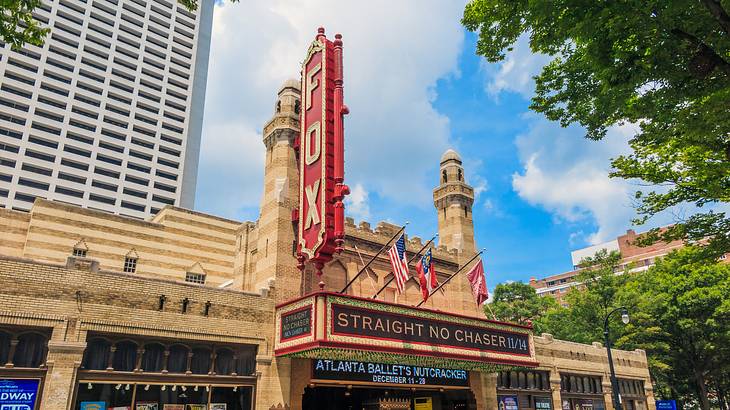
[
  {"xmin": 467, "ymin": 258, "xmax": 488, "ymax": 306},
  {"xmin": 416, "ymin": 249, "xmax": 437, "ymax": 302}
]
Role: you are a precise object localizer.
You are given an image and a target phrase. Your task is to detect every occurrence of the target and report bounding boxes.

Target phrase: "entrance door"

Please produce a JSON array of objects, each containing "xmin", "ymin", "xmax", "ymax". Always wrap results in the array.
[{"xmin": 302, "ymin": 386, "xmax": 474, "ymax": 410}]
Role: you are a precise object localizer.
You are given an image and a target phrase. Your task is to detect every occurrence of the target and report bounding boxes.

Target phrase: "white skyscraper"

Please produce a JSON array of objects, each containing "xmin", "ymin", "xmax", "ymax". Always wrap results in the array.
[{"xmin": 0, "ymin": 0, "xmax": 213, "ymax": 217}]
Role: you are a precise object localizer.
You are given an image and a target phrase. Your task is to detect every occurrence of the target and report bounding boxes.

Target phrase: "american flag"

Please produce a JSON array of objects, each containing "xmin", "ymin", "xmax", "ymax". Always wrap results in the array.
[{"xmin": 387, "ymin": 234, "xmax": 410, "ymax": 294}]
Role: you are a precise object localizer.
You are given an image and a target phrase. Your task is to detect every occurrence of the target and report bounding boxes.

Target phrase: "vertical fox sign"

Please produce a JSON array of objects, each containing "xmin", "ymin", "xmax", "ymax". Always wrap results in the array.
[{"xmin": 296, "ymin": 27, "xmax": 349, "ymax": 288}]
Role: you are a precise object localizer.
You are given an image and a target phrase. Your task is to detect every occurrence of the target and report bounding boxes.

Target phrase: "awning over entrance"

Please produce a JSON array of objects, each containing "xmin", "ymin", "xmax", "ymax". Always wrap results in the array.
[{"xmin": 274, "ymin": 292, "xmax": 538, "ymax": 371}]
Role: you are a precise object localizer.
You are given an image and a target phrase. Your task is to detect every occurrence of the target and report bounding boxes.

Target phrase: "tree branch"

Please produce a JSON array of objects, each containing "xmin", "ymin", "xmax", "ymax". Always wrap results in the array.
[
  {"xmin": 671, "ymin": 28, "xmax": 730, "ymax": 75},
  {"xmin": 700, "ymin": 0, "xmax": 730, "ymax": 35}
]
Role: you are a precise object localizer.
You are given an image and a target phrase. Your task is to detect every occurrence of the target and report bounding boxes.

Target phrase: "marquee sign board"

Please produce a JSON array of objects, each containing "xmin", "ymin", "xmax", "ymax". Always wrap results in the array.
[
  {"xmin": 296, "ymin": 28, "xmax": 349, "ymax": 276},
  {"xmin": 311, "ymin": 359, "xmax": 470, "ymax": 388},
  {"xmin": 274, "ymin": 292, "xmax": 538, "ymax": 370}
]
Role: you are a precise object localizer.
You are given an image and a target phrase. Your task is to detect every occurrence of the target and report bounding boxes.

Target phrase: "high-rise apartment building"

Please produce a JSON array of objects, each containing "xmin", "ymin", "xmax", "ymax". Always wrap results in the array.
[
  {"xmin": 0, "ymin": 0, "xmax": 213, "ymax": 217},
  {"xmin": 530, "ymin": 227, "xmax": 691, "ymax": 305}
]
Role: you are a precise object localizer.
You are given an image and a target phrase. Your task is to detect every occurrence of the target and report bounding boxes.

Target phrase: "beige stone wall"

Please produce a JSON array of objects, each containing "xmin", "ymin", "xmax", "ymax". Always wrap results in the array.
[
  {"xmin": 3, "ymin": 199, "xmax": 241, "ymax": 286},
  {"xmin": 534, "ymin": 334, "xmax": 656, "ymax": 410},
  {"xmin": 0, "ymin": 256, "xmax": 281, "ymax": 410}
]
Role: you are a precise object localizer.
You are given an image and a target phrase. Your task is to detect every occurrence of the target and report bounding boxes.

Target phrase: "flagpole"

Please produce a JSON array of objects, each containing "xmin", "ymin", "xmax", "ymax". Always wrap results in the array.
[
  {"xmin": 339, "ymin": 222, "xmax": 409, "ymax": 294},
  {"xmin": 415, "ymin": 248, "xmax": 485, "ymax": 308},
  {"xmin": 371, "ymin": 234, "xmax": 437, "ymax": 299},
  {"xmin": 354, "ymin": 244, "xmax": 378, "ymax": 293}
]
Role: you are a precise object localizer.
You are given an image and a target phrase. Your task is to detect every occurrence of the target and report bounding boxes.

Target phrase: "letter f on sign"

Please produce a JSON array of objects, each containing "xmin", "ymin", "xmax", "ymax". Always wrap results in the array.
[
  {"xmin": 306, "ymin": 63, "xmax": 321, "ymax": 111},
  {"xmin": 304, "ymin": 179, "xmax": 321, "ymax": 229}
]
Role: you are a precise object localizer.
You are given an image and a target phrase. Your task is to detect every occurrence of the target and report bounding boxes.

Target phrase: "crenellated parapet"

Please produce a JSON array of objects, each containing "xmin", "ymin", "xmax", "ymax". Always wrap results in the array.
[{"xmin": 343, "ymin": 217, "xmax": 460, "ymax": 266}]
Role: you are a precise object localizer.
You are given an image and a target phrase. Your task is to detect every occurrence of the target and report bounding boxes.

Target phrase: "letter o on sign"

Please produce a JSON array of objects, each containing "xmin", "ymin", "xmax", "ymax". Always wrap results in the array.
[{"xmin": 305, "ymin": 121, "xmax": 321, "ymax": 165}]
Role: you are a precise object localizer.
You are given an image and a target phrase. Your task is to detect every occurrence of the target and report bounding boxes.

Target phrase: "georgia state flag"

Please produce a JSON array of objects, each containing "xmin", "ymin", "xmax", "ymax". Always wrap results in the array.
[{"xmin": 416, "ymin": 248, "xmax": 438, "ymax": 302}]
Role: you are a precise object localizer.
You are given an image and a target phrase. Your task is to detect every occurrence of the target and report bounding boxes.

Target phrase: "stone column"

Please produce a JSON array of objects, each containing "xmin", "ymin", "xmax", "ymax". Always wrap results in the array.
[
  {"xmin": 468, "ymin": 371, "xmax": 500, "ymax": 409},
  {"xmin": 288, "ymin": 359, "xmax": 309, "ymax": 410},
  {"xmin": 603, "ymin": 379, "xmax": 616, "ymax": 410},
  {"xmin": 550, "ymin": 369, "xmax": 563, "ymax": 410},
  {"xmin": 255, "ymin": 355, "xmax": 291, "ymax": 410},
  {"xmin": 39, "ymin": 341, "xmax": 86, "ymax": 410}
]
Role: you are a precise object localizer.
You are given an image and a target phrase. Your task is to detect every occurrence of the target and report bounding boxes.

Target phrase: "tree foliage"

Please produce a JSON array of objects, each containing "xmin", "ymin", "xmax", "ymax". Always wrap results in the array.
[
  {"xmin": 462, "ymin": 0, "xmax": 730, "ymax": 256},
  {"xmin": 487, "ymin": 281, "xmax": 557, "ymax": 334},
  {"xmin": 1, "ymin": 0, "xmax": 48, "ymax": 49},
  {"xmin": 626, "ymin": 247, "xmax": 730, "ymax": 410},
  {"xmin": 488, "ymin": 247, "xmax": 730, "ymax": 409}
]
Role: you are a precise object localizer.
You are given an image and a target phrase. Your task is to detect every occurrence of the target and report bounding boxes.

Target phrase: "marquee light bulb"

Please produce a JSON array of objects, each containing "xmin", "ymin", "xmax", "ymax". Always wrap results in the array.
[
  {"xmin": 205, "ymin": 386, "xmax": 210, "ymax": 392},
  {"xmin": 115, "ymin": 384, "xmax": 122, "ymax": 390},
  {"xmin": 125, "ymin": 384, "xmax": 130, "ymax": 391},
  {"xmin": 172, "ymin": 385, "xmax": 177, "ymax": 391},
  {"xmin": 87, "ymin": 383, "xmax": 92, "ymax": 390},
  {"xmin": 232, "ymin": 387, "xmax": 237, "ymax": 392},
  {"xmin": 181, "ymin": 386, "xmax": 187, "ymax": 392},
  {"xmin": 161, "ymin": 385, "xmax": 167, "ymax": 391},
  {"xmin": 144, "ymin": 385, "xmax": 150, "ymax": 391},
  {"xmin": 194, "ymin": 386, "xmax": 199, "ymax": 392}
]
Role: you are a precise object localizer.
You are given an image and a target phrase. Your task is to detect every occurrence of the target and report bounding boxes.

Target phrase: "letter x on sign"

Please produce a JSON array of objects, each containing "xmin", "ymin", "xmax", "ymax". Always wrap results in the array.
[{"xmin": 305, "ymin": 179, "xmax": 321, "ymax": 229}]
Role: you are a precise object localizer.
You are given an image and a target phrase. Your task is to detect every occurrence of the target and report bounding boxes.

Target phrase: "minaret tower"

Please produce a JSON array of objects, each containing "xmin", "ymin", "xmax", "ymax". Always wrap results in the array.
[
  {"xmin": 433, "ymin": 149, "xmax": 476, "ymax": 255},
  {"xmin": 252, "ymin": 79, "xmax": 302, "ymax": 302}
]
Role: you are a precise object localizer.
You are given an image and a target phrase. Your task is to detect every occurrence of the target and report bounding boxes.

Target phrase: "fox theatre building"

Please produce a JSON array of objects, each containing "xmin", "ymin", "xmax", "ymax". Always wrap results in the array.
[{"xmin": 0, "ymin": 28, "xmax": 654, "ymax": 410}]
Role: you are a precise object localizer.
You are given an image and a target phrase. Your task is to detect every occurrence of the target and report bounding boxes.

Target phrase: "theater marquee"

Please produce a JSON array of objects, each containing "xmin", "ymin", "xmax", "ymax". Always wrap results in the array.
[{"xmin": 274, "ymin": 292, "xmax": 537, "ymax": 371}]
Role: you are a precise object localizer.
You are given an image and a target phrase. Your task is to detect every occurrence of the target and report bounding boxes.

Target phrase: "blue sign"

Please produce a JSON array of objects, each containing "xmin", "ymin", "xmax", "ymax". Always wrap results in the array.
[
  {"xmin": 656, "ymin": 400, "xmax": 677, "ymax": 410},
  {"xmin": 0, "ymin": 379, "xmax": 40, "ymax": 410}
]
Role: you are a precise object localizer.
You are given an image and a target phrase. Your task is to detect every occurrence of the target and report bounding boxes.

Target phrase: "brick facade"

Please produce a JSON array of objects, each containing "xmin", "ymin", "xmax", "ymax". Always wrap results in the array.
[{"xmin": 0, "ymin": 80, "xmax": 655, "ymax": 410}]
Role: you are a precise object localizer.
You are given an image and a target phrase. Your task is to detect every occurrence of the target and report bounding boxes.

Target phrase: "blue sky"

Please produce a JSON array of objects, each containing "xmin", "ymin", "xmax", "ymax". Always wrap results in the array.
[{"xmin": 194, "ymin": 1, "xmax": 664, "ymax": 288}]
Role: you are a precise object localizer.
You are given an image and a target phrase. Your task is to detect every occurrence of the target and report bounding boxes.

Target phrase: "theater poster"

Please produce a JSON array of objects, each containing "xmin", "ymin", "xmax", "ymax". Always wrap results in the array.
[
  {"xmin": 0, "ymin": 379, "xmax": 41, "ymax": 410},
  {"xmin": 498, "ymin": 395, "xmax": 519, "ymax": 410}
]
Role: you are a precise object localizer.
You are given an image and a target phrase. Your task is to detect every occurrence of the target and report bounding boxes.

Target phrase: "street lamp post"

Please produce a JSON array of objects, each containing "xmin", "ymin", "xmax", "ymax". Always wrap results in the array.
[{"xmin": 604, "ymin": 306, "xmax": 630, "ymax": 410}]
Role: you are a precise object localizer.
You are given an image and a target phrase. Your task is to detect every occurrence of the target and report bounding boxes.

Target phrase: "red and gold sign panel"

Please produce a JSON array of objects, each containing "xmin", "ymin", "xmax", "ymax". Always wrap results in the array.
[
  {"xmin": 297, "ymin": 28, "xmax": 348, "ymax": 273},
  {"xmin": 274, "ymin": 292, "xmax": 538, "ymax": 371}
]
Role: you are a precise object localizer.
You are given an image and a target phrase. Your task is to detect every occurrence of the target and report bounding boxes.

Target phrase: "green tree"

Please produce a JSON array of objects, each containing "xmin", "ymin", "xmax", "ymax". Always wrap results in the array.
[
  {"xmin": 626, "ymin": 247, "xmax": 730, "ymax": 410},
  {"xmin": 487, "ymin": 281, "xmax": 558, "ymax": 334},
  {"xmin": 538, "ymin": 250, "xmax": 637, "ymax": 345},
  {"xmin": 1, "ymin": 0, "xmax": 49, "ymax": 49},
  {"xmin": 462, "ymin": 0, "xmax": 730, "ymax": 257}
]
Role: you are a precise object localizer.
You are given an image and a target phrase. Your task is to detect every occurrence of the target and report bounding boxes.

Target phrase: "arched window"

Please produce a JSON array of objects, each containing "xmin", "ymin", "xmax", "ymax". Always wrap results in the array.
[
  {"xmin": 141, "ymin": 342, "xmax": 165, "ymax": 372},
  {"xmin": 0, "ymin": 331, "xmax": 11, "ymax": 364},
  {"xmin": 167, "ymin": 344, "xmax": 189, "ymax": 373},
  {"xmin": 235, "ymin": 346, "xmax": 257, "ymax": 376},
  {"xmin": 509, "ymin": 371, "xmax": 518, "ymax": 388},
  {"xmin": 83, "ymin": 338, "xmax": 111, "ymax": 370},
  {"xmin": 214, "ymin": 348, "xmax": 234, "ymax": 375},
  {"xmin": 294, "ymin": 100, "xmax": 301, "ymax": 114},
  {"xmin": 442, "ymin": 170, "xmax": 447, "ymax": 183},
  {"xmin": 457, "ymin": 169, "xmax": 462, "ymax": 181},
  {"xmin": 527, "ymin": 372, "xmax": 535, "ymax": 389},
  {"xmin": 276, "ymin": 101, "xmax": 281, "ymax": 113},
  {"xmin": 13, "ymin": 333, "xmax": 46, "ymax": 368},
  {"xmin": 190, "ymin": 347, "xmax": 212, "ymax": 374},
  {"xmin": 464, "ymin": 206, "xmax": 468, "ymax": 217},
  {"xmin": 112, "ymin": 341, "xmax": 138, "ymax": 371}
]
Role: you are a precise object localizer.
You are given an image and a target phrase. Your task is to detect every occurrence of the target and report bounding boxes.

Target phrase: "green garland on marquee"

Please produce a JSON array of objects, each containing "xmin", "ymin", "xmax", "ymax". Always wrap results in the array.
[
  {"xmin": 326, "ymin": 295, "xmax": 532, "ymax": 335},
  {"xmin": 284, "ymin": 347, "xmax": 528, "ymax": 372}
]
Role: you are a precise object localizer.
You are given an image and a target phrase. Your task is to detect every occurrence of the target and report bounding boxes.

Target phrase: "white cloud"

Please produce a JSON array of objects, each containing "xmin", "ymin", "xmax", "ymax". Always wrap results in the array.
[
  {"xmin": 345, "ymin": 183, "xmax": 370, "ymax": 221},
  {"xmin": 195, "ymin": 0, "xmax": 467, "ymax": 220},
  {"xmin": 512, "ymin": 118, "xmax": 637, "ymax": 244},
  {"xmin": 482, "ymin": 34, "xmax": 551, "ymax": 99}
]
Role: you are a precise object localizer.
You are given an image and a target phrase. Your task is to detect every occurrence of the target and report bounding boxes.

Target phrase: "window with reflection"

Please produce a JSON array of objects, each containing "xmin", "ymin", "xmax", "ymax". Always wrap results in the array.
[
  {"xmin": 80, "ymin": 334, "xmax": 257, "ymax": 376},
  {"xmin": 497, "ymin": 370, "xmax": 551, "ymax": 391},
  {"xmin": 0, "ymin": 328, "xmax": 49, "ymax": 368},
  {"xmin": 75, "ymin": 383, "xmax": 253, "ymax": 410},
  {"xmin": 560, "ymin": 373, "xmax": 603, "ymax": 394}
]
